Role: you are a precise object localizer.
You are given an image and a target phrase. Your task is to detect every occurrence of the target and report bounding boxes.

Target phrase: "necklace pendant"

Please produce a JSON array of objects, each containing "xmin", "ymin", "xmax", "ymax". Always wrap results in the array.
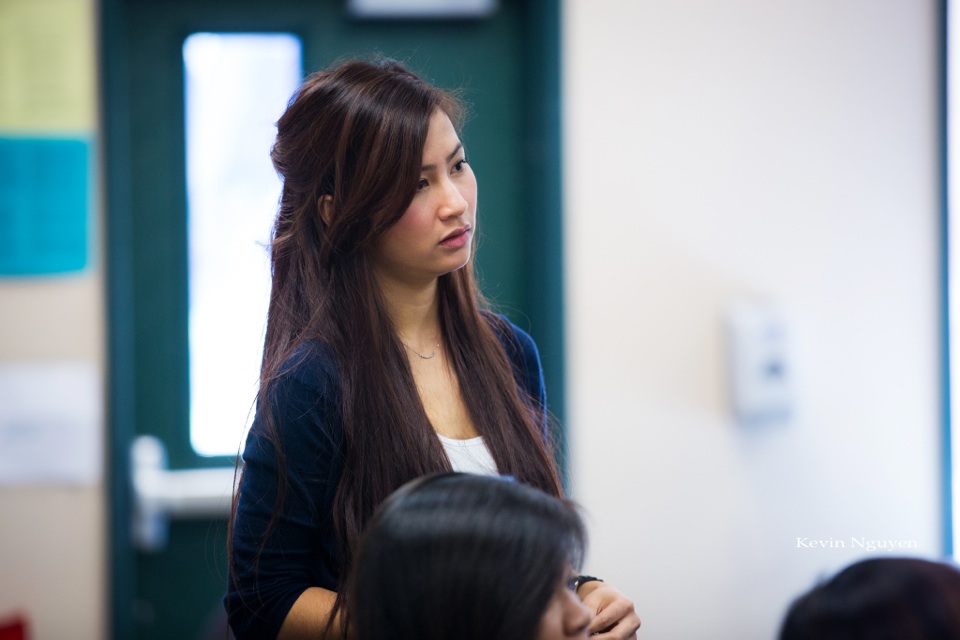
[{"xmin": 403, "ymin": 340, "xmax": 440, "ymax": 360}]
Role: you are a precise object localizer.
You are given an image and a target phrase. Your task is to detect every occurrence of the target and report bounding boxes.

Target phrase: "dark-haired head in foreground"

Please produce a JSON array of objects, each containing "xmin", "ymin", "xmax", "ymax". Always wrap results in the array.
[
  {"xmin": 779, "ymin": 556, "xmax": 960, "ymax": 640},
  {"xmin": 346, "ymin": 473, "xmax": 591, "ymax": 640}
]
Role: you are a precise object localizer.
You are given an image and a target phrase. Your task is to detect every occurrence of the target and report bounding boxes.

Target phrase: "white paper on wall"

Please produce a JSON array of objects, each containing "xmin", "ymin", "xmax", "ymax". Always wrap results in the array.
[{"xmin": 0, "ymin": 361, "xmax": 102, "ymax": 485}]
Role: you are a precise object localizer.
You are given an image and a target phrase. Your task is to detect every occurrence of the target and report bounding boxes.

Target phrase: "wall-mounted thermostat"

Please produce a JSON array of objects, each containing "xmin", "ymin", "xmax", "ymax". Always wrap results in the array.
[{"xmin": 724, "ymin": 300, "xmax": 793, "ymax": 425}]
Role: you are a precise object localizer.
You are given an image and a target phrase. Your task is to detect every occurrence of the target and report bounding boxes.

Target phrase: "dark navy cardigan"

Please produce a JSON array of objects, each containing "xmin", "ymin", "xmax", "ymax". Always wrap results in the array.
[{"xmin": 225, "ymin": 315, "xmax": 547, "ymax": 639}]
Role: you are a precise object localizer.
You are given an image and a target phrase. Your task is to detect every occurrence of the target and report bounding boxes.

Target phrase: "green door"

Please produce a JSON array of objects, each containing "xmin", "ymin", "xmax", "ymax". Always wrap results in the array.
[{"xmin": 102, "ymin": 1, "xmax": 563, "ymax": 637}]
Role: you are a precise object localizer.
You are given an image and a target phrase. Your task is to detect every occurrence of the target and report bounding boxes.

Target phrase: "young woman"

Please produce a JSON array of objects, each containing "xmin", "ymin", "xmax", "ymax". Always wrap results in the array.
[
  {"xmin": 225, "ymin": 57, "xmax": 640, "ymax": 640},
  {"xmin": 347, "ymin": 472, "xmax": 592, "ymax": 640}
]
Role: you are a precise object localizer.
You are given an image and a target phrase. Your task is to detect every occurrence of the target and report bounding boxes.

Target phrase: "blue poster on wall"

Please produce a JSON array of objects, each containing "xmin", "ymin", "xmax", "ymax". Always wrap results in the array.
[{"xmin": 0, "ymin": 137, "xmax": 90, "ymax": 276}]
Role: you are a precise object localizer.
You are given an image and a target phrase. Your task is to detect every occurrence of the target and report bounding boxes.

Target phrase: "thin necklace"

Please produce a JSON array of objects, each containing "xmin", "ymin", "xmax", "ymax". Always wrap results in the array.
[{"xmin": 402, "ymin": 340, "xmax": 440, "ymax": 360}]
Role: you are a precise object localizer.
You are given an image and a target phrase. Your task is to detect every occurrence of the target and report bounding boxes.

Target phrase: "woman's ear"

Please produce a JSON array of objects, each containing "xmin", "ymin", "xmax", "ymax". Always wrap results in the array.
[{"xmin": 319, "ymin": 195, "xmax": 334, "ymax": 226}]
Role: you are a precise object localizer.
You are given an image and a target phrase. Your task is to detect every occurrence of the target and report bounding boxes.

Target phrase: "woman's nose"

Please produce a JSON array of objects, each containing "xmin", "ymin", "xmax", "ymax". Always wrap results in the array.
[{"xmin": 438, "ymin": 178, "xmax": 468, "ymax": 218}]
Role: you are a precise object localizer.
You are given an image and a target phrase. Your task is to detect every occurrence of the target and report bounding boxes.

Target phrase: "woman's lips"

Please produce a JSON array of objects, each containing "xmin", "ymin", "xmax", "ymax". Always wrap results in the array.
[{"xmin": 440, "ymin": 225, "xmax": 471, "ymax": 248}]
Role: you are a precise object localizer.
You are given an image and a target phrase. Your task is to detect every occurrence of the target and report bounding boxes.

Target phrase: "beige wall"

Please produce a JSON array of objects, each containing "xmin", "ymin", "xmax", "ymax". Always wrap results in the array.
[
  {"xmin": 0, "ymin": 261, "xmax": 107, "ymax": 639},
  {"xmin": 0, "ymin": 1, "xmax": 105, "ymax": 639},
  {"xmin": 564, "ymin": 1, "xmax": 941, "ymax": 638}
]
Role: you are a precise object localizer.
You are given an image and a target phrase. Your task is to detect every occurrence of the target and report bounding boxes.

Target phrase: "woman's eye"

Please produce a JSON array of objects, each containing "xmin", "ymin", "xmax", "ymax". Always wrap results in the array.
[
  {"xmin": 416, "ymin": 178, "xmax": 429, "ymax": 192},
  {"xmin": 453, "ymin": 158, "xmax": 468, "ymax": 172}
]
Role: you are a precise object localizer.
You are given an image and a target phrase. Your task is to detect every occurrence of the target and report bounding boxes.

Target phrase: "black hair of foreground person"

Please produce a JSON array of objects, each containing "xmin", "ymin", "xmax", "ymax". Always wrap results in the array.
[
  {"xmin": 346, "ymin": 473, "xmax": 587, "ymax": 640},
  {"xmin": 779, "ymin": 556, "xmax": 960, "ymax": 640}
]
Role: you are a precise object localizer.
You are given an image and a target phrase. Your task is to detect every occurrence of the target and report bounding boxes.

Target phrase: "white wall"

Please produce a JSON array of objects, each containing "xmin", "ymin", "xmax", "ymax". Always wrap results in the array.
[{"xmin": 564, "ymin": 1, "xmax": 941, "ymax": 638}]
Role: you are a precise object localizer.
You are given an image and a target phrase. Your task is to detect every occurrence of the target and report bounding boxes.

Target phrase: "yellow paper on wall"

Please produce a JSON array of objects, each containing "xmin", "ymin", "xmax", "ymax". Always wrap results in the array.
[{"xmin": 0, "ymin": 0, "xmax": 96, "ymax": 133}]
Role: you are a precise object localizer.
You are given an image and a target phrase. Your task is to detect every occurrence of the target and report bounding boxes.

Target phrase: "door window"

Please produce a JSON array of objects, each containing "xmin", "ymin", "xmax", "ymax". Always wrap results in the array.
[{"xmin": 183, "ymin": 33, "xmax": 302, "ymax": 456}]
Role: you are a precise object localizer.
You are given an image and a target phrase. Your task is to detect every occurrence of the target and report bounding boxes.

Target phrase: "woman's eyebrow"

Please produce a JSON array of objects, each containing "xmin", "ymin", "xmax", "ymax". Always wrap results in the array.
[{"xmin": 421, "ymin": 142, "xmax": 463, "ymax": 172}]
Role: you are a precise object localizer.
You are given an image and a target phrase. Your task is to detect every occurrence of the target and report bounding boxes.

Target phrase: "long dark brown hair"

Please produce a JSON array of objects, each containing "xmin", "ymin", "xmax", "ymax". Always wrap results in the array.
[{"xmin": 230, "ymin": 57, "xmax": 562, "ymax": 633}]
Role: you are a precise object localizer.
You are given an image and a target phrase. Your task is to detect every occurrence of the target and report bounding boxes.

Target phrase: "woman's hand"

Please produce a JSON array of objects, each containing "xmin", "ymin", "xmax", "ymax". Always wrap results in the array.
[{"xmin": 577, "ymin": 581, "xmax": 641, "ymax": 638}]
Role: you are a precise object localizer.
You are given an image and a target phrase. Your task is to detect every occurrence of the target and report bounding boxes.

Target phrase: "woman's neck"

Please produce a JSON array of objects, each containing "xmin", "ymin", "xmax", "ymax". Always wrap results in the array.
[{"xmin": 379, "ymin": 276, "xmax": 442, "ymax": 349}]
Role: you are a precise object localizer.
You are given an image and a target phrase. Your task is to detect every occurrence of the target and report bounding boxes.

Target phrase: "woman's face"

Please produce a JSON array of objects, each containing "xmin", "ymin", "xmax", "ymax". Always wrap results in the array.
[
  {"xmin": 370, "ymin": 109, "xmax": 477, "ymax": 288},
  {"xmin": 535, "ymin": 573, "xmax": 592, "ymax": 640}
]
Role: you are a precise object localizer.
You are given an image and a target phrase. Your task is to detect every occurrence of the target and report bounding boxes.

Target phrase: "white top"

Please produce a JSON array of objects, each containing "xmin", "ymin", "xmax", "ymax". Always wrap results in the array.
[{"xmin": 438, "ymin": 434, "xmax": 498, "ymax": 476}]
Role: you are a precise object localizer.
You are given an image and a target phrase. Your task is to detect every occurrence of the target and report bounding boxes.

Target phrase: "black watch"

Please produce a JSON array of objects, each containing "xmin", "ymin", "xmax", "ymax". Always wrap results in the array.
[{"xmin": 574, "ymin": 575, "xmax": 603, "ymax": 592}]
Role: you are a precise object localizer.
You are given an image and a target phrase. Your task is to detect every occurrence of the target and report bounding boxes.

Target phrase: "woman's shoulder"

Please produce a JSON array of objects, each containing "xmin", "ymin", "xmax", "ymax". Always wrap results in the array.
[
  {"xmin": 482, "ymin": 311, "xmax": 540, "ymax": 363},
  {"xmin": 274, "ymin": 339, "xmax": 342, "ymax": 395},
  {"xmin": 482, "ymin": 311, "xmax": 546, "ymax": 413},
  {"xmin": 247, "ymin": 339, "xmax": 343, "ymax": 455}
]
